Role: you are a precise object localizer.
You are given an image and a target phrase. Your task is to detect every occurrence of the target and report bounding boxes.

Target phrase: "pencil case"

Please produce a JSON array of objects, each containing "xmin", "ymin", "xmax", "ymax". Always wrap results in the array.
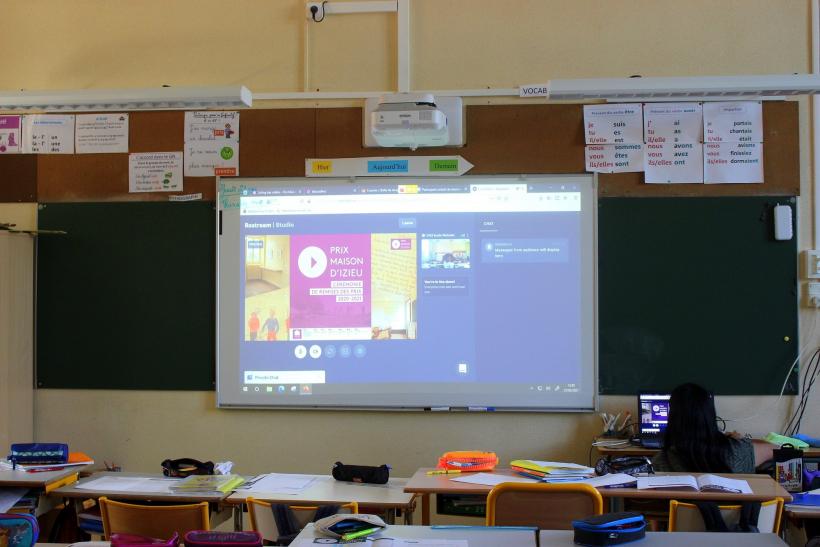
[
  {"xmin": 572, "ymin": 512, "xmax": 645, "ymax": 546},
  {"xmin": 332, "ymin": 462, "xmax": 390, "ymax": 484},
  {"xmin": 111, "ymin": 533, "xmax": 179, "ymax": 547},
  {"xmin": 437, "ymin": 451, "xmax": 498, "ymax": 471},
  {"xmin": 8, "ymin": 443, "xmax": 68, "ymax": 464},
  {"xmin": 183, "ymin": 531, "xmax": 262, "ymax": 547},
  {"xmin": 0, "ymin": 514, "xmax": 39, "ymax": 547}
]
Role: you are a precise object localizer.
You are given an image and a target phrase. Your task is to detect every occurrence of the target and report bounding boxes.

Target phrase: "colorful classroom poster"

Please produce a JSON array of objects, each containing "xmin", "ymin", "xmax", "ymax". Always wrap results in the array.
[
  {"xmin": 585, "ymin": 144, "xmax": 643, "ymax": 173},
  {"xmin": 703, "ymin": 101, "xmax": 763, "ymax": 143},
  {"xmin": 22, "ymin": 115, "xmax": 75, "ymax": 154},
  {"xmin": 583, "ymin": 104, "xmax": 643, "ymax": 144},
  {"xmin": 643, "ymin": 142, "xmax": 703, "ymax": 184},
  {"xmin": 75, "ymin": 113, "xmax": 129, "ymax": 153},
  {"xmin": 0, "ymin": 116, "xmax": 21, "ymax": 154},
  {"xmin": 704, "ymin": 142, "xmax": 763, "ymax": 184},
  {"xmin": 128, "ymin": 152, "xmax": 183, "ymax": 193},
  {"xmin": 184, "ymin": 111, "xmax": 239, "ymax": 177},
  {"xmin": 643, "ymin": 102, "xmax": 702, "ymax": 144}
]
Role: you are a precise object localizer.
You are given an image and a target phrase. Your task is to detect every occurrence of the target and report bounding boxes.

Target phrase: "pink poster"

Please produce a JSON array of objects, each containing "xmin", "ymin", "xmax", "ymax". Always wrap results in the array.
[
  {"xmin": 290, "ymin": 234, "xmax": 371, "ymax": 328},
  {"xmin": 0, "ymin": 116, "xmax": 21, "ymax": 154}
]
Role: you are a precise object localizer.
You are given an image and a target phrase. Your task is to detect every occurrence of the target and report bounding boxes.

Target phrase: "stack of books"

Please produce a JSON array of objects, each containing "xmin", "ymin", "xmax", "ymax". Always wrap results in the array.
[
  {"xmin": 0, "ymin": 452, "xmax": 94, "ymax": 472},
  {"xmin": 510, "ymin": 460, "xmax": 596, "ymax": 483},
  {"xmin": 168, "ymin": 474, "xmax": 245, "ymax": 494}
]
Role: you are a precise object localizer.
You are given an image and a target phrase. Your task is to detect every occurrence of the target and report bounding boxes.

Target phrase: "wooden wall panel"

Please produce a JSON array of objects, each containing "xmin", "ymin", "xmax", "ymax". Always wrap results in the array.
[
  {"xmin": 30, "ymin": 101, "xmax": 801, "ymax": 201},
  {"xmin": 463, "ymin": 105, "xmax": 585, "ymax": 174},
  {"xmin": 0, "ymin": 155, "xmax": 37, "ymax": 202},
  {"xmin": 240, "ymin": 109, "xmax": 316, "ymax": 176}
]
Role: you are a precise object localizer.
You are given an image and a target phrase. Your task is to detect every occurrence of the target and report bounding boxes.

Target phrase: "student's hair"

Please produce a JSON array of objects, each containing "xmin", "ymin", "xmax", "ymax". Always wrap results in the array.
[{"xmin": 663, "ymin": 383, "xmax": 732, "ymax": 473}]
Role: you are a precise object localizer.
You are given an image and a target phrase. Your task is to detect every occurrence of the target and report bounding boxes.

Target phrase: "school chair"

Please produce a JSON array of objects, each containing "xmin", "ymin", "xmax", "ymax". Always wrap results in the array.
[
  {"xmin": 98, "ymin": 496, "xmax": 210, "ymax": 540},
  {"xmin": 246, "ymin": 497, "xmax": 358, "ymax": 544},
  {"xmin": 485, "ymin": 483, "xmax": 603, "ymax": 530},
  {"xmin": 667, "ymin": 498, "xmax": 784, "ymax": 533}
]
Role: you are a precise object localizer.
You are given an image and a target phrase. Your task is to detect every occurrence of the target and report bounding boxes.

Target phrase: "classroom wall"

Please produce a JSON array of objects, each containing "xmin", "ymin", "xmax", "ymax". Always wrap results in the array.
[
  {"xmin": 0, "ymin": 204, "xmax": 36, "ymax": 450},
  {"xmin": 0, "ymin": 0, "xmax": 816, "ymax": 490}
]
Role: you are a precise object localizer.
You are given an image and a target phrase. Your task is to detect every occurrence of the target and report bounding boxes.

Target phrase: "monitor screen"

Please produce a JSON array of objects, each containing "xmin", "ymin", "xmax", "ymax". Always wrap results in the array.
[
  {"xmin": 639, "ymin": 393, "xmax": 671, "ymax": 434},
  {"xmin": 217, "ymin": 175, "xmax": 597, "ymax": 410}
]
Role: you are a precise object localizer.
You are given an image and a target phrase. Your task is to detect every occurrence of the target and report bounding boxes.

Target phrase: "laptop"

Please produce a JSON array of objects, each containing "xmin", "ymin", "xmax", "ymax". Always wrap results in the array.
[{"xmin": 638, "ymin": 393, "xmax": 671, "ymax": 448}]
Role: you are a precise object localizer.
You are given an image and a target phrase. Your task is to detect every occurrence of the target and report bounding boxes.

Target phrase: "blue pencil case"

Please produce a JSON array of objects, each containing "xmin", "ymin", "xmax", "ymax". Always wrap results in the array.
[
  {"xmin": 572, "ymin": 512, "xmax": 645, "ymax": 546},
  {"xmin": 0, "ymin": 513, "xmax": 39, "ymax": 547},
  {"xmin": 9, "ymin": 443, "xmax": 68, "ymax": 465}
]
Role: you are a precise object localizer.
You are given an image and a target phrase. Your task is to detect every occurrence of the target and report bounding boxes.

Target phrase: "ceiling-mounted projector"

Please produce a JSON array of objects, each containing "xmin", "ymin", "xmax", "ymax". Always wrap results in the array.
[{"xmin": 367, "ymin": 93, "xmax": 462, "ymax": 150}]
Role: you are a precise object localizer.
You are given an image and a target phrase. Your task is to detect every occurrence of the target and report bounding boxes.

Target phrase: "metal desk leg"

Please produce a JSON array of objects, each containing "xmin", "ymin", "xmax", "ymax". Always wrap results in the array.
[
  {"xmin": 233, "ymin": 504, "xmax": 243, "ymax": 531},
  {"xmin": 421, "ymin": 494, "xmax": 430, "ymax": 525}
]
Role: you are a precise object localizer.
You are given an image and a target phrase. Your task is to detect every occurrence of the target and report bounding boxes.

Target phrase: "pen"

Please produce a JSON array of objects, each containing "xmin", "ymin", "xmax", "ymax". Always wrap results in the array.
[
  {"xmin": 340, "ymin": 526, "xmax": 382, "ymax": 541},
  {"xmin": 427, "ymin": 469, "xmax": 462, "ymax": 475}
]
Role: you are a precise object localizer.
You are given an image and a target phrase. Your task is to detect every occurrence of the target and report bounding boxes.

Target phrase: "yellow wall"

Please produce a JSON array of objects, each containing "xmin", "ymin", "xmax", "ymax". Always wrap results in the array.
[{"xmin": 0, "ymin": 0, "xmax": 816, "ymax": 507}]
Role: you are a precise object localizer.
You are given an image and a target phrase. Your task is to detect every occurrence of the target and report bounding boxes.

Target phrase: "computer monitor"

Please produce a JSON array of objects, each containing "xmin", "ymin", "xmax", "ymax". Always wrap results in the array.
[{"xmin": 639, "ymin": 393, "xmax": 671, "ymax": 436}]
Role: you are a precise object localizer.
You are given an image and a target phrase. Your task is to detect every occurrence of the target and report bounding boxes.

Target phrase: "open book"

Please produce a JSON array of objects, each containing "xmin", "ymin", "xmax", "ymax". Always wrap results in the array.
[{"xmin": 637, "ymin": 474, "xmax": 752, "ymax": 494}]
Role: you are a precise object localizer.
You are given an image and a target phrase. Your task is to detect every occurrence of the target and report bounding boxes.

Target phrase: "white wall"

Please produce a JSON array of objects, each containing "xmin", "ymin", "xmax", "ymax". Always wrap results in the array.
[{"xmin": 0, "ymin": 204, "xmax": 36, "ymax": 450}]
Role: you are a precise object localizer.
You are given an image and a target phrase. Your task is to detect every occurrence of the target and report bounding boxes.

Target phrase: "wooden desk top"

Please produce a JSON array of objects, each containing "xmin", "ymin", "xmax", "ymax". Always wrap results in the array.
[
  {"xmin": 226, "ymin": 475, "xmax": 415, "ymax": 509},
  {"xmin": 53, "ymin": 472, "xmax": 229, "ymax": 503},
  {"xmin": 296, "ymin": 523, "xmax": 537, "ymax": 547},
  {"xmin": 404, "ymin": 468, "xmax": 793, "ymax": 502},
  {"xmin": 540, "ymin": 530, "xmax": 786, "ymax": 546},
  {"xmin": 0, "ymin": 467, "xmax": 81, "ymax": 490},
  {"xmin": 594, "ymin": 439, "xmax": 820, "ymax": 458}
]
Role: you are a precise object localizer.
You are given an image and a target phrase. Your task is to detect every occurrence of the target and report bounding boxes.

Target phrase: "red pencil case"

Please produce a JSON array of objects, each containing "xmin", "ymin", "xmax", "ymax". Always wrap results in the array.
[
  {"xmin": 183, "ymin": 531, "xmax": 262, "ymax": 547},
  {"xmin": 110, "ymin": 533, "xmax": 179, "ymax": 547}
]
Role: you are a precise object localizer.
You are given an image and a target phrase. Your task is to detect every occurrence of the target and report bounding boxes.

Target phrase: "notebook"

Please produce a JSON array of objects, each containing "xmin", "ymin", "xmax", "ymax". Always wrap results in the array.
[
  {"xmin": 637, "ymin": 474, "xmax": 752, "ymax": 494},
  {"xmin": 638, "ymin": 393, "xmax": 670, "ymax": 448}
]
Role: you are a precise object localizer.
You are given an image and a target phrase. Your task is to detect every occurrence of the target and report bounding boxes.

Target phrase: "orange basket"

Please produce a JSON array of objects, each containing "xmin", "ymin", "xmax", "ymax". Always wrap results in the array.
[{"xmin": 437, "ymin": 451, "xmax": 499, "ymax": 471}]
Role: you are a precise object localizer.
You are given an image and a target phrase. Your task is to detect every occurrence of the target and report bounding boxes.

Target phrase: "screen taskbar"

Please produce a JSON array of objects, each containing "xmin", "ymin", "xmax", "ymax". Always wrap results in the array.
[{"xmin": 240, "ymin": 382, "xmax": 581, "ymax": 395}]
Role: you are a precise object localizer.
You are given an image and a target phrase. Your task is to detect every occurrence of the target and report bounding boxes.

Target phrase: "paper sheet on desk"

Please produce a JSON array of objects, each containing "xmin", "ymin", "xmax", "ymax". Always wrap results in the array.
[
  {"xmin": 450, "ymin": 472, "xmax": 537, "ymax": 486},
  {"xmin": 75, "ymin": 476, "xmax": 181, "ymax": 493},
  {"xmin": 234, "ymin": 473, "xmax": 317, "ymax": 494},
  {"xmin": 0, "ymin": 487, "xmax": 28, "ymax": 513}
]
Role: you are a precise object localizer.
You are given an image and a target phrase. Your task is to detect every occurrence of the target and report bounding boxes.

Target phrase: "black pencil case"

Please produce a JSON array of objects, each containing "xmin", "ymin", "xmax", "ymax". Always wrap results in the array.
[{"xmin": 332, "ymin": 462, "xmax": 390, "ymax": 484}]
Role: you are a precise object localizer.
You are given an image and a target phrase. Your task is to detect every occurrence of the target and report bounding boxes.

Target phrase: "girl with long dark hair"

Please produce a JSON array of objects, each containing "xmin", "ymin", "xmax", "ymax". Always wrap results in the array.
[{"xmin": 652, "ymin": 383, "xmax": 773, "ymax": 473}]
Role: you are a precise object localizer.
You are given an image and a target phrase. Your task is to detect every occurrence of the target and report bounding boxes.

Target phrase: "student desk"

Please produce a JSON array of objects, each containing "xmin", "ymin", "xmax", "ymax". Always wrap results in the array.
[
  {"xmin": 540, "ymin": 531, "xmax": 787, "ymax": 546},
  {"xmin": 404, "ymin": 468, "xmax": 793, "ymax": 525},
  {"xmin": 0, "ymin": 466, "xmax": 84, "ymax": 516},
  {"xmin": 294, "ymin": 523, "xmax": 537, "ymax": 546},
  {"xmin": 52, "ymin": 472, "xmax": 230, "ymax": 503},
  {"xmin": 52, "ymin": 472, "xmax": 234, "ymax": 529},
  {"xmin": 594, "ymin": 439, "xmax": 820, "ymax": 459},
  {"xmin": 225, "ymin": 475, "xmax": 416, "ymax": 528},
  {"xmin": 0, "ymin": 467, "xmax": 81, "ymax": 493}
]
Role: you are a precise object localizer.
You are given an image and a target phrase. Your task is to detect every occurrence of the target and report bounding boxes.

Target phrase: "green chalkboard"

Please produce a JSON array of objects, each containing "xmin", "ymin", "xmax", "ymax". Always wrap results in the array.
[
  {"xmin": 598, "ymin": 196, "xmax": 798, "ymax": 395},
  {"xmin": 37, "ymin": 202, "xmax": 215, "ymax": 390}
]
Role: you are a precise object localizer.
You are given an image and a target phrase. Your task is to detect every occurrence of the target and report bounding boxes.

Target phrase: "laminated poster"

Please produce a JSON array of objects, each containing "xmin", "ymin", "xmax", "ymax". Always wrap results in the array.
[
  {"xmin": 704, "ymin": 142, "xmax": 763, "ymax": 184},
  {"xmin": 643, "ymin": 142, "xmax": 703, "ymax": 184},
  {"xmin": 643, "ymin": 102, "xmax": 702, "ymax": 144},
  {"xmin": 184, "ymin": 111, "xmax": 239, "ymax": 177},
  {"xmin": 22, "ymin": 115, "xmax": 75, "ymax": 154},
  {"xmin": 0, "ymin": 116, "xmax": 21, "ymax": 154},
  {"xmin": 703, "ymin": 101, "xmax": 762, "ymax": 143},
  {"xmin": 75, "ymin": 113, "xmax": 129, "ymax": 153},
  {"xmin": 129, "ymin": 152, "xmax": 183, "ymax": 193},
  {"xmin": 585, "ymin": 144, "xmax": 643, "ymax": 173},
  {"xmin": 583, "ymin": 104, "xmax": 643, "ymax": 145}
]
